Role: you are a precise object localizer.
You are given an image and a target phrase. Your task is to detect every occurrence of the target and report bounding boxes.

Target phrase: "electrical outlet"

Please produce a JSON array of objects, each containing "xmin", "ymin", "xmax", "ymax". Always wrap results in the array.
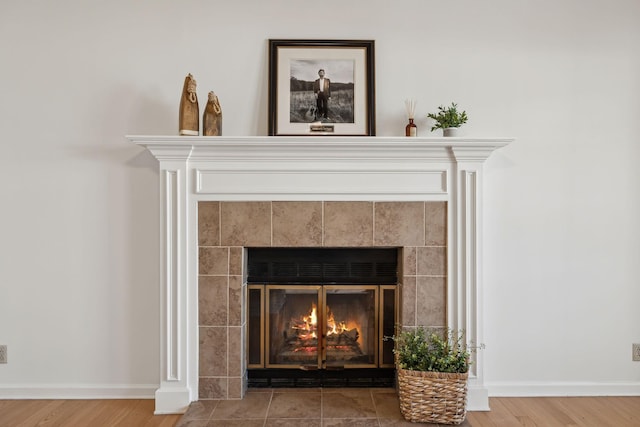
[
  {"xmin": 633, "ymin": 344, "xmax": 640, "ymax": 362},
  {"xmin": 0, "ymin": 345, "xmax": 6, "ymax": 364}
]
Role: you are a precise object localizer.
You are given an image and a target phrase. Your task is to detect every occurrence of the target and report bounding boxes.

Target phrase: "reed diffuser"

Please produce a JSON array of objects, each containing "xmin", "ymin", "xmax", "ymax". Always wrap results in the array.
[{"xmin": 404, "ymin": 99, "xmax": 417, "ymax": 137}]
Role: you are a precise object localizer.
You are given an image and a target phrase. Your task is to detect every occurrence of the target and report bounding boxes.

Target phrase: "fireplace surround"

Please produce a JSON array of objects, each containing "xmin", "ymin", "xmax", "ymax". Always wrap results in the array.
[
  {"xmin": 128, "ymin": 135, "xmax": 512, "ymax": 414},
  {"xmin": 199, "ymin": 202, "xmax": 443, "ymax": 393}
]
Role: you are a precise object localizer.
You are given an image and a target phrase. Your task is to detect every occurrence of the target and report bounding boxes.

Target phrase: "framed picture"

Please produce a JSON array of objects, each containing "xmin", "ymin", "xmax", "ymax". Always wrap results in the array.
[{"xmin": 268, "ymin": 39, "xmax": 375, "ymax": 136}]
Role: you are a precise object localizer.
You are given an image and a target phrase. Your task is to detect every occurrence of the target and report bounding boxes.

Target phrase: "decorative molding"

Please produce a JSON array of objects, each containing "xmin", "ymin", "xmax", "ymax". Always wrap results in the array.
[
  {"xmin": 195, "ymin": 168, "xmax": 448, "ymax": 199},
  {"xmin": 163, "ymin": 169, "xmax": 180, "ymax": 382},
  {"xmin": 128, "ymin": 135, "xmax": 513, "ymax": 413},
  {"xmin": 130, "ymin": 136, "xmax": 512, "ymax": 162}
]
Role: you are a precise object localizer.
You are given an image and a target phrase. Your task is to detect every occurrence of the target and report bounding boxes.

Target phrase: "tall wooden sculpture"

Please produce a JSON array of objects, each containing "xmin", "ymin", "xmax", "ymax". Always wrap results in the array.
[
  {"xmin": 203, "ymin": 91, "xmax": 222, "ymax": 136},
  {"xmin": 179, "ymin": 73, "xmax": 199, "ymax": 135}
]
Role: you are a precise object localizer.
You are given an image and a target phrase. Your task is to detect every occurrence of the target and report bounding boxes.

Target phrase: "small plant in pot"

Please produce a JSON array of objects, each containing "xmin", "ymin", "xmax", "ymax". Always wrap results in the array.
[
  {"xmin": 390, "ymin": 327, "xmax": 480, "ymax": 425},
  {"xmin": 427, "ymin": 102, "xmax": 468, "ymax": 136}
]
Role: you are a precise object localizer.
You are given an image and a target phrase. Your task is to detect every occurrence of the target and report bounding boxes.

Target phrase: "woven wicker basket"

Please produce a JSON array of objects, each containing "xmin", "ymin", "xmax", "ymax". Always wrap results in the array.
[{"xmin": 397, "ymin": 368, "xmax": 469, "ymax": 425}]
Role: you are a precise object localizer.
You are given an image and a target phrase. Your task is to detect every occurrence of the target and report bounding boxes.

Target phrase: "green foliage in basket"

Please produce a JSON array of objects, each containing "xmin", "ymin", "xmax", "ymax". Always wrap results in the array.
[{"xmin": 392, "ymin": 327, "xmax": 475, "ymax": 374}]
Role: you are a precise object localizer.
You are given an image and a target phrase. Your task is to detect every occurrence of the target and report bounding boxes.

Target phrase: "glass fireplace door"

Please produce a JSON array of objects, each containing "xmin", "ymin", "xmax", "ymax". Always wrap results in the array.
[
  {"xmin": 264, "ymin": 284, "xmax": 378, "ymax": 369},
  {"xmin": 324, "ymin": 285, "xmax": 378, "ymax": 368},
  {"xmin": 266, "ymin": 285, "xmax": 322, "ymax": 368}
]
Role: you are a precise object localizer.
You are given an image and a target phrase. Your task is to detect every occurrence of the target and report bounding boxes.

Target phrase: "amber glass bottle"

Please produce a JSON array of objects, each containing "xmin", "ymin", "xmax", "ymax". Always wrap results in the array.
[{"xmin": 405, "ymin": 119, "xmax": 417, "ymax": 137}]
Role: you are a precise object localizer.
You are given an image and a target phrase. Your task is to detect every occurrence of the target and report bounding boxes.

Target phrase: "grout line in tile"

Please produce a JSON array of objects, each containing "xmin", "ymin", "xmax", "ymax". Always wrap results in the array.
[
  {"xmin": 321, "ymin": 201, "xmax": 325, "ymax": 247},
  {"xmin": 369, "ymin": 389, "xmax": 383, "ymax": 427},
  {"xmin": 372, "ymin": 201, "xmax": 376, "ymax": 245},
  {"xmin": 264, "ymin": 389, "xmax": 273, "ymax": 426}
]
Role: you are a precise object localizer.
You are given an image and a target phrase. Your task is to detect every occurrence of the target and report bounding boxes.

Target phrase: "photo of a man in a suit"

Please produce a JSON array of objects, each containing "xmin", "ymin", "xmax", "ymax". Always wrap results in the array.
[
  {"xmin": 313, "ymin": 69, "xmax": 331, "ymax": 120},
  {"xmin": 288, "ymin": 60, "xmax": 353, "ymax": 124}
]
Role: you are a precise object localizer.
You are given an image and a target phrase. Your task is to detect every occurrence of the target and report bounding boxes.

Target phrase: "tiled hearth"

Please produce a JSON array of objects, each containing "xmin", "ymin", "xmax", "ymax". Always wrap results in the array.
[
  {"xmin": 197, "ymin": 201, "xmax": 447, "ymax": 399},
  {"xmin": 176, "ymin": 388, "xmax": 444, "ymax": 427},
  {"xmin": 129, "ymin": 135, "xmax": 512, "ymax": 414}
]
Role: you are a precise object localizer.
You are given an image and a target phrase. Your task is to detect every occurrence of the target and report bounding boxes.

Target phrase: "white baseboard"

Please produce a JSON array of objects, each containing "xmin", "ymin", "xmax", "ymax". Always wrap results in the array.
[
  {"xmin": 0, "ymin": 384, "xmax": 158, "ymax": 399},
  {"xmin": 7, "ymin": 382, "xmax": 635, "ymax": 413},
  {"xmin": 487, "ymin": 381, "xmax": 640, "ymax": 397}
]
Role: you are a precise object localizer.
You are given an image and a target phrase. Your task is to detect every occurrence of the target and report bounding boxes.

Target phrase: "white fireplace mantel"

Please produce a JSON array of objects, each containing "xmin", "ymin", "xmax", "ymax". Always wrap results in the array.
[{"xmin": 128, "ymin": 135, "xmax": 512, "ymax": 414}]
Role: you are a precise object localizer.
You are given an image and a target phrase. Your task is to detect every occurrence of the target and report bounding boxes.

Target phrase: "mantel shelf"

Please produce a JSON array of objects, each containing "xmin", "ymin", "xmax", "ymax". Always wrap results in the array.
[
  {"xmin": 128, "ymin": 134, "xmax": 513, "ymax": 146},
  {"xmin": 127, "ymin": 135, "xmax": 513, "ymax": 162}
]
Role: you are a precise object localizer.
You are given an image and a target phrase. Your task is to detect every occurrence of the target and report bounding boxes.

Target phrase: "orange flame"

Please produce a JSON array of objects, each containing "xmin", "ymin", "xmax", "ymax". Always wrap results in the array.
[
  {"xmin": 326, "ymin": 308, "xmax": 348, "ymax": 336},
  {"xmin": 291, "ymin": 303, "xmax": 360, "ymax": 342},
  {"xmin": 292, "ymin": 303, "xmax": 318, "ymax": 339}
]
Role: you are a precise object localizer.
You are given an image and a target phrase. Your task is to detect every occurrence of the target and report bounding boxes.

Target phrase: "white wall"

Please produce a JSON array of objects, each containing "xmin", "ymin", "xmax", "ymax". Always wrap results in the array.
[{"xmin": 1, "ymin": 0, "xmax": 639, "ymax": 397}]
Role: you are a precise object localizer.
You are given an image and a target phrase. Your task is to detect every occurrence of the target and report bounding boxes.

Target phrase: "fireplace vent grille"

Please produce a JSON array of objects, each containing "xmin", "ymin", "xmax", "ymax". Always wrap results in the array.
[{"xmin": 247, "ymin": 248, "xmax": 398, "ymax": 284}]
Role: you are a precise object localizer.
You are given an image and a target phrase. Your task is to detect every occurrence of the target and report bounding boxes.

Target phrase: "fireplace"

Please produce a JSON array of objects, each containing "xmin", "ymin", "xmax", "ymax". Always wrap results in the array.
[
  {"xmin": 245, "ymin": 248, "xmax": 398, "ymax": 386},
  {"xmin": 128, "ymin": 135, "xmax": 512, "ymax": 414}
]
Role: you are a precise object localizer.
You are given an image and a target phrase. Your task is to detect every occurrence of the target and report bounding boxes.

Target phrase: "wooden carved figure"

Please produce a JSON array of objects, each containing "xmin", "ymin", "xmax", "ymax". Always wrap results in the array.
[
  {"xmin": 179, "ymin": 73, "xmax": 199, "ymax": 135},
  {"xmin": 203, "ymin": 91, "xmax": 222, "ymax": 136}
]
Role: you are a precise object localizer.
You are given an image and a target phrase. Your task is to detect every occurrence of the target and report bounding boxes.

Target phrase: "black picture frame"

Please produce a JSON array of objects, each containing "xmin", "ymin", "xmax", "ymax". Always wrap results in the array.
[{"xmin": 268, "ymin": 39, "xmax": 375, "ymax": 136}]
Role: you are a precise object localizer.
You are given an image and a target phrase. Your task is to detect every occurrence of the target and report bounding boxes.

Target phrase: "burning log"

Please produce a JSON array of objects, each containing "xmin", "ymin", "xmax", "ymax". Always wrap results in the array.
[
  {"xmin": 276, "ymin": 301, "xmax": 365, "ymax": 363},
  {"xmin": 339, "ymin": 328, "xmax": 359, "ymax": 343},
  {"xmin": 326, "ymin": 328, "xmax": 362, "ymax": 356}
]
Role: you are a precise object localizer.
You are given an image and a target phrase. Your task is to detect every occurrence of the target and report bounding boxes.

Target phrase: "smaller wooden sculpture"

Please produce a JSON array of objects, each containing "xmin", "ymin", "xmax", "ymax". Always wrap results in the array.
[
  {"xmin": 203, "ymin": 91, "xmax": 222, "ymax": 136},
  {"xmin": 179, "ymin": 73, "xmax": 199, "ymax": 135}
]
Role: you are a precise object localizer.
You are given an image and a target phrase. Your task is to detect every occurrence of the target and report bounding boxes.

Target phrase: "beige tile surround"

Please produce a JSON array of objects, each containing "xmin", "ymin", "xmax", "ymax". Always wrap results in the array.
[{"xmin": 197, "ymin": 201, "xmax": 447, "ymax": 400}]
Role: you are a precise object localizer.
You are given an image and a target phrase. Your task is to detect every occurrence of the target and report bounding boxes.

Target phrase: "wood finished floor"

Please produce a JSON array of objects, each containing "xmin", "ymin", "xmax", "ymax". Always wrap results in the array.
[
  {"xmin": 0, "ymin": 399, "xmax": 180, "ymax": 427},
  {"xmin": 1, "ymin": 393, "xmax": 639, "ymax": 426}
]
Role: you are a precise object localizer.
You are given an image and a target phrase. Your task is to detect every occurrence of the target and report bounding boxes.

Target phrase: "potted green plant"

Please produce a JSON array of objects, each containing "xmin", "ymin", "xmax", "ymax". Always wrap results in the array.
[
  {"xmin": 427, "ymin": 102, "xmax": 468, "ymax": 137},
  {"xmin": 391, "ymin": 327, "xmax": 477, "ymax": 425}
]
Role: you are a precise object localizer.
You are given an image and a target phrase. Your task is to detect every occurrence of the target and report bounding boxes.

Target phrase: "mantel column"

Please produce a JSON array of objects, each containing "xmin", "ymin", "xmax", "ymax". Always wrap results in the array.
[
  {"xmin": 450, "ymin": 146, "xmax": 494, "ymax": 411},
  {"xmin": 147, "ymin": 145, "xmax": 194, "ymax": 414}
]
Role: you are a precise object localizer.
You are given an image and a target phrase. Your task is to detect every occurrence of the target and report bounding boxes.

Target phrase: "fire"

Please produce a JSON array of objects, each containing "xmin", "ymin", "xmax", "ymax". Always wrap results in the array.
[
  {"xmin": 290, "ymin": 303, "xmax": 359, "ymax": 341},
  {"xmin": 305, "ymin": 305, "xmax": 317, "ymax": 328},
  {"xmin": 284, "ymin": 301, "xmax": 365, "ymax": 360},
  {"xmin": 326, "ymin": 308, "xmax": 348, "ymax": 336},
  {"xmin": 292, "ymin": 303, "xmax": 318, "ymax": 339}
]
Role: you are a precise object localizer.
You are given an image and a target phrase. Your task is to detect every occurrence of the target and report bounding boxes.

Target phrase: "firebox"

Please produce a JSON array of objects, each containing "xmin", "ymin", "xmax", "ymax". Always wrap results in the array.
[{"xmin": 246, "ymin": 248, "xmax": 398, "ymax": 387}]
